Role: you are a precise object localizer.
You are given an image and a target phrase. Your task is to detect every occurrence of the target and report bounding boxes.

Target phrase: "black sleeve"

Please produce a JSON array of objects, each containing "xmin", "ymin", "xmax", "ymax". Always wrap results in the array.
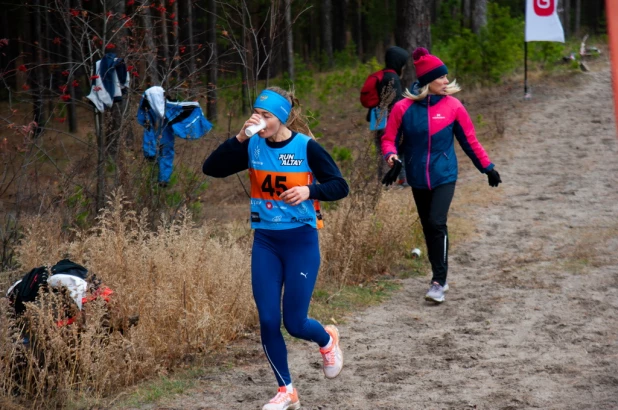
[
  {"xmin": 306, "ymin": 139, "xmax": 349, "ymax": 201},
  {"xmin": 202, "ymin": 137, "xmax": 250, "ymax": 177}
]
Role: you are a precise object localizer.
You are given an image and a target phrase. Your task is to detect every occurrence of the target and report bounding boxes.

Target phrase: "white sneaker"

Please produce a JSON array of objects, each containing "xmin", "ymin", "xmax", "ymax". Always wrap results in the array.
[
  {"xmin": 320, "ymin": 325, "xmax": 343, "ymax": 378},
  {"xmin": 425, "ymin": 282, "xmax": 446, "ymax": 303},
  {"xmin": 443, "ymin": 283, "xmax": 449, "ymax": 292},
  {"xmin": 262, "ymin": 387, "xmax": 300, "ymax": 410}
]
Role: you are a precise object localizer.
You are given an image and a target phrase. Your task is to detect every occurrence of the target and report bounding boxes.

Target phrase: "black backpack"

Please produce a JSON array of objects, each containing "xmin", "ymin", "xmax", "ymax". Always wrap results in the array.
[
  {"xmin": 10, "ymin": 266, "xmax": 49, "ymax": 316},
  {"xmin": 8, "ymin": 259, "xmax": 88, "ymax": 316}
]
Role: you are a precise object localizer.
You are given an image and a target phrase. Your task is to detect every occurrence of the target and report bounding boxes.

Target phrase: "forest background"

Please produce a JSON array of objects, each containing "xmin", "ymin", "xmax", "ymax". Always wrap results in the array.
[{"xmin": 0, "ymin": 0, "xmax": 609, "ymax": 408}]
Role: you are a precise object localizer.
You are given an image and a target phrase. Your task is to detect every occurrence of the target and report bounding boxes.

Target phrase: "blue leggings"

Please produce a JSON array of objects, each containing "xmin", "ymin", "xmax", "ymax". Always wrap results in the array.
[{"xmin": 252, "ymin": 225, "xmax": 330, "ymax": 387}]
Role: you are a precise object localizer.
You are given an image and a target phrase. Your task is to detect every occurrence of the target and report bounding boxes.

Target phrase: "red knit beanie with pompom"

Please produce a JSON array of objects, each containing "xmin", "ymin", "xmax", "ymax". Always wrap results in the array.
[{"xmin": 412, "ymin": 47, "xmax": 448, "ymax": 87}]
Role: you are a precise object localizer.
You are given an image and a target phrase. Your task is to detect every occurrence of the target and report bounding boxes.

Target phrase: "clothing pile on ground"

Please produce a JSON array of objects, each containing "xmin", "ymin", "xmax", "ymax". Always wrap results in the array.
[{"xmin": 5, "ymin": 259, "xmax": 135, "ymax": 342}]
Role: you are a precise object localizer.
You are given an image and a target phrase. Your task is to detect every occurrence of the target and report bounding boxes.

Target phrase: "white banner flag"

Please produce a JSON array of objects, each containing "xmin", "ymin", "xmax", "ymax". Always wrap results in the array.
[{"xmin": 525, "ymin": 0, "xmax": 565, "ymax": 42}]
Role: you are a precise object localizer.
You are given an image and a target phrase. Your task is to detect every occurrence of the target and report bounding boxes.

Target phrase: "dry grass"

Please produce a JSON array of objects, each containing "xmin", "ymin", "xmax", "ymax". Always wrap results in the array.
[
  {"xmin": 0, "ymin": 190, "xmax": 258, "ymax": 407},
  {"xmin": 320, "ymin": 191, "xmax": 419, "ymax": 284},
  {"xmin": 0, "ymin": 168, "xmax": 423, "ymax": 407},
  {"xmin": 316, "ymin": 127, "xmax": 423, "ymax": 285}
]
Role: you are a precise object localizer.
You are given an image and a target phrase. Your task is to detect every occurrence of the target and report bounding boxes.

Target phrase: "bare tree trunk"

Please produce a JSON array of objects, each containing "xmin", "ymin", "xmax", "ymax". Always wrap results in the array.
[
  {"xmin": 45, "ymin": 0, "xmax": 54, "ymax": 123},
  {"xmin": 206, "ymin": 0, "xmax": 217, "ymax": 121},
  {"xmin": 265, "ymin": 1, "xmax": 278, "ymax": 87},
  {"xmin": 471, "ymin": 0, "xmax": 487, "ymax": 35},
  {"xmin": 105, "ymin": 0, "xmax": 129, "ymax": 160},
  {"xmin": 395, "ymin": 0, "xmax": 432, "ymax": 87},
  {"xmin": 355, "ymin": 0, "xmax": 363, "ymax": 59},
  {"xmin": 0, "ymin": 13, "xmax": 9, "ymax": 88},
  {"xmin": 431, "ymin": 0, "xmax": 443, "ymax": 24},
  {"xmin": 66, "ymin": 0, "xmax": 77, "ymax": 132},
  {"xmin": 322, "ymin": 0, "xmax": 334, "ymax": 68},
  {"xmin": 333, "ymin": 0, "xmax": 348, "ymax": 51},
  {"xmin": 284, "ymin": 0, "xmax": 294, "ymax": 80},
  {"xmin": 95, "ymin": 111, "xmax": 106, "ymax": 212},
  {"xmin": 185, "ymin": 0, "xmax": 197, "ymax": 83},
  {"xmin": 140, "ymin": 0, "xmax": 160, "ymax": 84},
  {"xmin": 111, "ymin": 0, "xmax": 127, "ymax": 50},
  {"xmin": 112, "ymin": 0, "xmax": 134, "ymax": 147},
  {"xmin": 159, "ymin": 0, "xmax": 170, "ymax": 86},
  {"xmin": 30, "ymin": 0, "xmax": 45, "ymax": 138},
  {"xmin": 242, "ymin": 3, "xmax": 250, "ymax": 115},
  {"xmin": 383, "ymin": 0, "xmax": 391, "ymax": 50},
  {"xmin": 308, "ymin": 4, "xmax": 317, "ymax": 59},
  {"xmin": 563, "ymin": 0, "xmax": 571, "ymax": 37},
  {"xmin": 172, "ymin": 0, "xmax": 179, "ymax": 75},
  {"xmin": 574, "ymin": 0, "xmax": 581, "ymax": 36},
  {"xmin": 462, "ymin": 0, "xmax": 471, "ymax": 30}
]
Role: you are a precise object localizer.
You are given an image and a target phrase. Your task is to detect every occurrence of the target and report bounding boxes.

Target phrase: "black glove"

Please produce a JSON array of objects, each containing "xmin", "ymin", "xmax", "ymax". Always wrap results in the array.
[
  {"xmin": 382, "ymin": 159, "xmax": 403, "ymax": 186},
  {"xmin": 487, "ymin": 168, "xmax": 501, "ymax": 187}
]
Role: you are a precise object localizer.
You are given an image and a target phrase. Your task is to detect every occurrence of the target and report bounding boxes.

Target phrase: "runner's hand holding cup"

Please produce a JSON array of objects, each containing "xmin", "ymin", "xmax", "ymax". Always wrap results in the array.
[
  {"xmin": 245, "ymin": 118, "xmax": 267, "ymax": 137},
  {"xmin": 237, "ymin": 114, "xmax": 267, "ymax": 142},
  {"xmin": 237, "ymin": 114, "xmax": 266, "ymax": 141}
]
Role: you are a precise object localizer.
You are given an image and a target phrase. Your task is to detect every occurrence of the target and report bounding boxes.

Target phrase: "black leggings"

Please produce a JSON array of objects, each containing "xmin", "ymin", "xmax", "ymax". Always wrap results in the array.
[{"xmin": 411, "ymin": 182, "xmax": 456, "ymax": 286}]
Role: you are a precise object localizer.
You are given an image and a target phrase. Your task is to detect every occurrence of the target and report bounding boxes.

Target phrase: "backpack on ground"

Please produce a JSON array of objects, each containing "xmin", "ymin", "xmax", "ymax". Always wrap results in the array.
[
  {"xmin": 360, "ymin": 69, "xmax": 396, "ymax": 108},
  {"xmin": 8, "ymin": 266, "xmax": 49, "ymax": 316},
  {"xmin": 7, "ymin": 259, "xmax": 89, "ymax": 316}
]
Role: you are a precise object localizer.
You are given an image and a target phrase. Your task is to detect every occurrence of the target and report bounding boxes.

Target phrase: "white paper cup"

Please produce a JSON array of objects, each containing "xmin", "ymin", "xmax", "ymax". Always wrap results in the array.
[
  {"xmin": 245, "ymin": 119, "xmax": 267, "ymax": 137},
  {"xmin": 411, "ymin": 248, "xmax": 421, "ymax": 258}
]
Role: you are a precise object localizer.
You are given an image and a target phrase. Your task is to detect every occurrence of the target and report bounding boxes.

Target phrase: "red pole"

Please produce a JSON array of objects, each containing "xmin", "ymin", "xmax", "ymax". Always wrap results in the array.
[{"xmin": 607, "ymin": 0, "xmax": 618, "ymax": 134}]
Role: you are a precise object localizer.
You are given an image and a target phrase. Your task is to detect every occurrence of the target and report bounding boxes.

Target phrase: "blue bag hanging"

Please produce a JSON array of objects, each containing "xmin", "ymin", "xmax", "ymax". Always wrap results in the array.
[{"xmin": 369, "ymin": 107, "xmax": 387, "ymax": 131}]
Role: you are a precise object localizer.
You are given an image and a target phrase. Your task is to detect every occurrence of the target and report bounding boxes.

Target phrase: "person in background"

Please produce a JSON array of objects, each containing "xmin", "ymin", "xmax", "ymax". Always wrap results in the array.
[
  {"xmin": 202, "ymin": 86, "xmax": 349, "ymax": 410},
  {"xmin": 373, "ymin": 46, "xmax": 410, "ymax": 185},
  {"xmin": 381, "ymin": 47, "xmax": 502, "ymax": 303}
]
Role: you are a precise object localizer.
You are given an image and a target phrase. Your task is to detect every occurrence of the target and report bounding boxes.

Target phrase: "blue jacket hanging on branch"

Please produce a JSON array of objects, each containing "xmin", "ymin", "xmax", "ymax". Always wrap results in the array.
[{"xmin": 137, "ymin": 86, "xmax": 213, "ymax": 184}]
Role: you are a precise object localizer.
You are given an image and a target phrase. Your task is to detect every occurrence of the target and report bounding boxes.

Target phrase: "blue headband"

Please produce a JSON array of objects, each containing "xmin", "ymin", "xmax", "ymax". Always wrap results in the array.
[{"xmin": 253, "ymin": 90, "xmax": 292, "ymax": 123}]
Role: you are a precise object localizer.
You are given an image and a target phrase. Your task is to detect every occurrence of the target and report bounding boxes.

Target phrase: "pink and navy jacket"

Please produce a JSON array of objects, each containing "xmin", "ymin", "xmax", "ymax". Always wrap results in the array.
[{"xmin": 381, "ymin": 92, "xmax": 494, "ymax": 190}]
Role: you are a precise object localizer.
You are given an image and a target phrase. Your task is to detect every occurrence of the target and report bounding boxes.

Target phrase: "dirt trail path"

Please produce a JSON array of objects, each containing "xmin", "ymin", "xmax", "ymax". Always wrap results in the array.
[{"xmin": 131, "ymin": 64, "xmax": 618, "ymax": 410}]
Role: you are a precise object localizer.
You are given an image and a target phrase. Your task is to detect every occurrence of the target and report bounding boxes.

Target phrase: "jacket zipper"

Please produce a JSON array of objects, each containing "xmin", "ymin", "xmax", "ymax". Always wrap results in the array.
[{"xmin": 426, "ymin": 96, "xmax": 432, "ymax": 190}]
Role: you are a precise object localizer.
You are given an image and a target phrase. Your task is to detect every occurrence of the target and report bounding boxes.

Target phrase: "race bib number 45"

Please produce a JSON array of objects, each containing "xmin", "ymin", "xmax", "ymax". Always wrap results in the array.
[{"xmin": 250, "ymin": 169, "xmax": 312, "ymax": 200}]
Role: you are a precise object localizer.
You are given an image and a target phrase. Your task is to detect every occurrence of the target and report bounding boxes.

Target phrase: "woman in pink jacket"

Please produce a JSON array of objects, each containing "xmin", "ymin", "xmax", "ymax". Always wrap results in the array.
[{"xmin": 381, "ymin": 47, "xmax": 502, "ymax": 303}]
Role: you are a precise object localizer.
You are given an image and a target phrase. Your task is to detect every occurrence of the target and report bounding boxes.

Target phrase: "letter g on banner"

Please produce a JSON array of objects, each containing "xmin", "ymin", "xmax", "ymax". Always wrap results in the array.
[{"xmin": 534, "ymin": 0, "xmax": 555, "ymax": 16}]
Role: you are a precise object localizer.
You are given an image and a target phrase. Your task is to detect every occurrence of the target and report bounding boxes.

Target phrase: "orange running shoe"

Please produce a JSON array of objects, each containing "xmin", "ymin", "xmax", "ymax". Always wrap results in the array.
[
  {"xmin": 320, "ymin": 325, "xmax": 343, "ymax": 378},
  {"xmin": 262, "ymin": 386, "xmax": 300, "ymax": 410}
]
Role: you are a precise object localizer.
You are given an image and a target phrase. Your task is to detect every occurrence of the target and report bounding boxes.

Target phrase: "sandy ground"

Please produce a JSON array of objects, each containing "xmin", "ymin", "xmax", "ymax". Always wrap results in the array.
[{"xmin": 127, "ymin": 62, "xmax": 618, "ymax": 410}]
